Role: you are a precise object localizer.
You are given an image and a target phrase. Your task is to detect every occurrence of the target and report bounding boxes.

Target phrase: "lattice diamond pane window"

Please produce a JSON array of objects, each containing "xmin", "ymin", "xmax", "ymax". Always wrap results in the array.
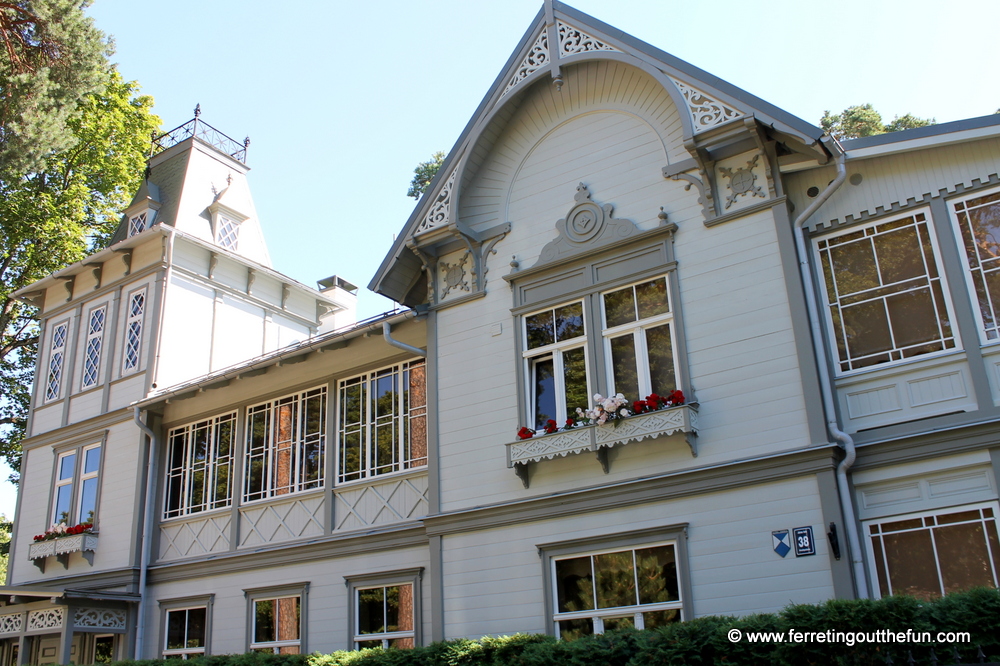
[
  {"xmin": 82, "ymin": 307, "xmax": 106, "ymax": 388},
  {"xmin": 124, "ymin": 290, "xmax": 146, "ymax": 371},
  {"xmin": 45, "ymin": 323, "xmax": 68, "ymax": 402},
  {"xmin": 218, "ymin": 216, "xmax": 239, "ymax": 251},
  {"xmin": 128, "ymin": 211, "xmax": 147, "ymax": 237}
]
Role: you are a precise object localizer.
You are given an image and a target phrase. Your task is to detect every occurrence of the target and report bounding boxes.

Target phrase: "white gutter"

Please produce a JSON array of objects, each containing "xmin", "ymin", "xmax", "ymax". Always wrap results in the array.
[
  {"xmin": 791, "ymin": 144, "xmax": 870, "ymax": 599},
  {"xmin": 132, "ymin": 407, "xmax": 158, "ymax": 658}
]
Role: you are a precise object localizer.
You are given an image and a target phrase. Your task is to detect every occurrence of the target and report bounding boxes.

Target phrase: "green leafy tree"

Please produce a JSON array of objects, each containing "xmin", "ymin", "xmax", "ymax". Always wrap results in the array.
[
  {"xmin": 820, "ymin": 103, "xmax": 934, "ymax": 140},
  {"xmin": 1, "ymin": 0, "xmax": 108, "ymax": 176},
  {"xmin": 407, "ymin": 150, "xmax": 445, "ymax": 199},
  {"xmin": 0, "ymin": 68, "xmax": 160, "ymax": 480},
  {"xmin": 0, "ymin": 516, "xmax": 9, "ymax": 583}
]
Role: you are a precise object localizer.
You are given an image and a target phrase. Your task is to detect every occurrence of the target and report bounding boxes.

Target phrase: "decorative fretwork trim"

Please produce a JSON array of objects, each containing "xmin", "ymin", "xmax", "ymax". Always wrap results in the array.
[
  {"xmin": 27, "ymin": 607, "xmax": 65, "ymax": 631},
  {"xmin": 502, "ymin": 30, "xmax": 549, "ymax": 96},
  {"xmin": 414, "ymin": 167, "xmax": 458, "ymax": 235},
  {"xmin": 556, "ymin": 20, "xmax": 620, "ymax": 57},
  {"xmin": 0, "ymin": 614, "xmax": 22, "ymax": 635},
  {"xmin": 73, "ymin": 608, "xmax": 127, "ymax": 630},
  {"xmin": 669, "ymin": 78, "xmax": 743, "ymax": 133}
]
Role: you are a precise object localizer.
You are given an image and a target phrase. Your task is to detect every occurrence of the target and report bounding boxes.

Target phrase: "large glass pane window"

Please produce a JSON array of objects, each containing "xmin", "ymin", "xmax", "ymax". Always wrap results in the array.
[
  {"xmin": 251, "ymin": 596, "xmax": 300, "ymax": 654},
  {"xmin": 523, "ymin": 302, "xmax": 589, "ymax": 428},
  {"xmin": 951, "ymin": 188, "xmax": 1000, "ymax": 341},
  {"xmin": 552, "ymin": 543, "xmax": 682, "ymax": 640},
  {"xmin": 50, "ymin": 443, "xmax": 101, "ymax": 526},
  {"xmin": 867, "ymin": 504, "xmax": 1000, "ymax": 600},
  {"xmin": 245, "ymin": 388, "xmax": 326, "ymax": 502},
  {"xmin": 163, "ymin": 607, "xmax": 207, "ymax": 658},
  {"xmin": 354, "ymin": 584, "xmax": 415, "ymax": 649},
  {"xmin": 815, "ymin": 211, "xmax": 956, "ymax": 373},
  {"xmin": 338, "ymin": 360, "xmax": 427, "ymax": 483},
  {"xmin": 165, "ymin": 413, "xmax": 236, "ymax": 518},
  {"xmin": 602, "ymin": 277, "xmax": 676, "ymax": 400}
]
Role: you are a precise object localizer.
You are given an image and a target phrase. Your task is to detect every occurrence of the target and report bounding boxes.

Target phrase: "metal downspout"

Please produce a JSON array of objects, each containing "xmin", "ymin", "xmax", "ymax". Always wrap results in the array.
[
  {"xmin": 792, "ymin": 146, "xmax": 870, "ymax": 598},
  {"xmin": 133, "ymin": 406, "xmax": 158, "ymax": 658},
  {"xmin": 383, "ymin": 320, "xmax": 426, "ymax": 357}
]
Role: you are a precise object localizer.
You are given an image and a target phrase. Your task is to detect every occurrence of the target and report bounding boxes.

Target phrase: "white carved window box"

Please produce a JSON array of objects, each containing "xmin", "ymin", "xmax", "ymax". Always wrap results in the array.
[
  {"xmin": 506, "ymin": 404, "xmax": 698, "ymax": 486},
  {"xmin": 28, "ymin": 533, "xmax": 98, "ymax": 572}
]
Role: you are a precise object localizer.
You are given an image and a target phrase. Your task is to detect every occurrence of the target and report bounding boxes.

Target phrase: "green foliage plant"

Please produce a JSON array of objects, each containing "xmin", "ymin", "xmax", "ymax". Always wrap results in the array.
[{"xmin": 406, "ymin": 151, "xmax": 445, "ymax": 200}]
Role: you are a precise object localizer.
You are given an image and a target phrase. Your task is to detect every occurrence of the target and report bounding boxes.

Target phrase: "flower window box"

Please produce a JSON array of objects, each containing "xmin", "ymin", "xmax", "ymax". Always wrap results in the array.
[
  {"xmin": 506, "ymin": 404, "xmax": 698, "ymax": 487},
  {"xmin": 28, "ymin": 533, "xmax": 98, "ymax": 572}
]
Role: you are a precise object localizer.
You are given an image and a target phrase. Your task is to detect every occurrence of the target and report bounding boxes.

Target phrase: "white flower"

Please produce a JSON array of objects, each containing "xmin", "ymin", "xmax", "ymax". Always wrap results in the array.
[
  {"xmin": 593, "ymin": 393, "xmax": 603, "ymax": 402},
  {"xmin": 619, "ymin": 408, "xmax": 629, "ymax": 417},
  {"xmin": 615, "ymin": 393, "xmax": 625, "ymax": 401}
]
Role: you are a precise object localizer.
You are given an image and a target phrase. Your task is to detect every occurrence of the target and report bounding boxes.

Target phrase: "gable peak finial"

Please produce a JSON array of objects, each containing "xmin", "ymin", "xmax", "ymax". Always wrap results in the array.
[
  {"xmin": 574, "ymin": 182, "xmax": 592, "ymax": 203},
  {"xmin": 194, "ymin": 103, "xmax": 201, "ymax": 118}
]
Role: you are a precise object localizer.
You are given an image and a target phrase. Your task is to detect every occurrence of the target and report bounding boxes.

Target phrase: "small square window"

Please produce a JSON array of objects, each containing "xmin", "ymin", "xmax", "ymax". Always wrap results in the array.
[
  {"xmin": 245, "ymin": 584, "xmax": 308, "ymax": 654},
  {"xmin": 345, "ymin": 569, "xmax": 422, "ymax": 650},
  {"xmin": 160, "ymin": 596, "xmax": 213, "ymax": 659}
]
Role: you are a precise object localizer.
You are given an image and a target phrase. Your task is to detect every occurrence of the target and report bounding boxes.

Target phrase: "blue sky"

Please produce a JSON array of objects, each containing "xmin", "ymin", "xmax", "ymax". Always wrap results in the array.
[{"xmin": 2, "ymin": 0, "xmax": 998, "ymax": 518}]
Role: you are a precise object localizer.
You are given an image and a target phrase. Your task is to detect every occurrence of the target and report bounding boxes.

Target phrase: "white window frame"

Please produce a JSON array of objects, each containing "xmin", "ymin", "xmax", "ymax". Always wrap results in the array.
[
  {"xmin": 244, "ymin": 387, "xmax": 327, "ymax": 502},
  {"xmin": 217, "ymin": 214, "xmax": 241, "ymax": 251},
  {"xmin": 813, "ymin": 209, "xmax": 960, "ymax": 376},
  {"xmin": 345, "ymin": 568, "xmax": 422, "ymax": 651},
  {"xmin": 162, "ymin": 606, "xmax": 209, "ymax": 658},
  {"xmin": 164, "ymin": 412, "xmax": 236, "ymax": 519},
  {"xmin": 864, "ymin": 502, "xmax": 1000, "ymax": 600},
  {"xmin": 245, "ymin": 584, "xmax": 308, "ymax": 654},
  {"xmin": 81, "ymin": 305, "xmax": 107, "ymax": 389},
  {"xmin": 948, "ymin": 185, "xmax": 1000, "ymax": 344},
  {"xmin": 127, "ymin": 211, "xmax": 147, "ymax": 237},
  {"xmin": 601, "ymin": 276, "xmax": 677, "ymax": 400},
  {"xmin": 44, "ymin": 320, "xmax": 69, "ymax": 402},
  {"xmin": 336, "ymin": 360, "xmax": 427, "ymax": 484},
  {"xmin": 50, "ymin": 442, "xmax": 102, "ymax": 527},
  {"xmin": 521, "ymin": 301, "xmax": 590, "ymax": 429},
  {"xmin": 122, "ymin": 287, "xmax": 147, "ymax": 372}
]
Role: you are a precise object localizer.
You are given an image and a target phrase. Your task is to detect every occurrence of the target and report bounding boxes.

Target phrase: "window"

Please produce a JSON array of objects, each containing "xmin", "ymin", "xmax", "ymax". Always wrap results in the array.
[
  {"xmin": 123, "ymin": 288, "xmax": 146, "ymax": 371},
  {"xmin": 522, "ymin": 302, "xmax": 589, "ymax": 429},
  {"xmin": 815, "ymin": 211, "xmax": 956, "ymax": 373},
  {"xmin": 128, "ymin": 211, "xmax": 147, "ymax": 237},
  {"xmin": 602, "ymin": 277, "xmax": 676, "ymax": 399},
  {"xmin": 51, "ymin": 443, "xmax": 101, "ymax": 526},
  {"xmin": 245, "ymin": 387, "xmax": 326, "ymax": 501},
  {"xmin": 551, "ymin": 542, "xmax": 682, "ymax": 639},
  {"xmin": 45, "ymin": 321, "xmax": 69, "ymax": 402},
  {"xmin": 950, "ymin": 188, "xmax": 1000, "ymax": 342},
  {"xmin": 247, "ymin": 589, "xmax": 304, "ymax": 654},
  {"xmin": 866, "ymin": 503, "xmax": 1000, "ymax": 600},
  {"xmin": 337, "ymin": 360, "xmax": 427, "ymax": 483},
  {"xmin": 82, "ymin": 306, "xmax": 107, "ymax": 388},
  {"xmin": 354, "ymin": 585, "xmax": 416, "ymax": 649},
  {"xmin": 163, "ymin": 607, "xmax": 207, "ymax": 658},
  {"xmin": 345, "ymin": 569, "xmax": 422, "ymax": 650},
  {"xmin": 217, "ymin": 215, "xmax": 240, "ymax": 251},
  {"xmin": 164, "ymin": 413, "xmax": 236, "ymax": 518}
]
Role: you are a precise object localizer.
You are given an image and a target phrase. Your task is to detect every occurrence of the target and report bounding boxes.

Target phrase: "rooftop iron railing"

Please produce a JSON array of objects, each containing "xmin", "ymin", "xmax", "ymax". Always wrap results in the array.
[{"xmin": 150, "ymin": 104, "xmax": 249, "ymax": 163}]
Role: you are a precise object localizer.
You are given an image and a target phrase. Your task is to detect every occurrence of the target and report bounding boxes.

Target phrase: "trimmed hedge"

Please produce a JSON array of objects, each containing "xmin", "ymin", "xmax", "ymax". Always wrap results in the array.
[{"xmin": 108, "ymin": 588, "xmax": 1000, "ymax": 666}]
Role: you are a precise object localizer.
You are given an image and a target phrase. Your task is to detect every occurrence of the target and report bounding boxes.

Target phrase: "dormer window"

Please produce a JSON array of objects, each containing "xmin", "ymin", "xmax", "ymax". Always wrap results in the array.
[
  {"xmin": 217, "ymin": 215, "xmax": 240, "ymax": 251},
  {"xmin": 128, "ymin": 212, "xmax": 148, "ymax": 237}
]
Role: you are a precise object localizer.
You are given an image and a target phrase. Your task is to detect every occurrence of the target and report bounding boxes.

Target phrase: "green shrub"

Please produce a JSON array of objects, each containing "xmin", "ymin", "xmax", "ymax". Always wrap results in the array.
[{"xmin": 103, "ymin": 589, "xmax": 1000, "ymax": 666}]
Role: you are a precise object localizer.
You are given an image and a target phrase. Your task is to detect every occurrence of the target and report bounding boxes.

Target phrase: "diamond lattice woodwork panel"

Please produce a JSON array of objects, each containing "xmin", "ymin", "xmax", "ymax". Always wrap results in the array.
[
  {"xmin": 335, "ymin": 474, "xmax": 429, "ymax": 532},
  {"xmin": 159, "ymin": 514, "xmax": 231, "ymax": 561},
  {"xmin": 239, "ymin": 494, "xmax": 324, "ymax": 548}
]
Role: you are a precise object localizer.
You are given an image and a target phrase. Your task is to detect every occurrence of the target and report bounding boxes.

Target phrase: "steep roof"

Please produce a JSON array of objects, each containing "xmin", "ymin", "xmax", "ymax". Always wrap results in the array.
[{"xmin": 369, "ymin": 0, "xmax": 826, "ymax": 304}]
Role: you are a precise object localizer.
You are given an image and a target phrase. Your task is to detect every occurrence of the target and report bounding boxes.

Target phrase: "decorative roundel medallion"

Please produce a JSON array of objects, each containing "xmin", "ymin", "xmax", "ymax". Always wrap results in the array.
[
  {"xmin": 445, "ymin": 264, "xmax": 465, "ymax": 289},
  {"xmin": 565, "ymin": 201, "xmax": 604, "ymax": 243}
]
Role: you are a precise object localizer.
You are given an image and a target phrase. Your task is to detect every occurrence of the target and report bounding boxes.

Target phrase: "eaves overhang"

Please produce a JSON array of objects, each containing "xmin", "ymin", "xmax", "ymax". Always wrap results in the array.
[
  {"xmin": 840, "ymin": 113, "xmax": 1000, "ymax": 160},
  {"xmin": 369, "ymin": 1, "xmax": 825, "ymax": 303},
  {"xmin": 132, "ymin": 308, "xmax": 423, "ymax": 410}
]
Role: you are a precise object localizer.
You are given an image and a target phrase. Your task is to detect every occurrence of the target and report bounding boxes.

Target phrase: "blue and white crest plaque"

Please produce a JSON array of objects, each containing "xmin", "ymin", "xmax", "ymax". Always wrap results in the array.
[{"xmin": 772, "ymin": 530, "xmax": 791, "ymax": 558}]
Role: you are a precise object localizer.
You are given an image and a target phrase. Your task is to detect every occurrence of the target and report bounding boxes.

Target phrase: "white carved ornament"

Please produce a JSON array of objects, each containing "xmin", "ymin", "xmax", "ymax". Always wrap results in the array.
[
  {"xmin": 74, "ymin": 608, "xmax": 126, "ymax": 630},
  {"xmin": 27, "ymin": 607, "xmax": 65, "ymax": 631},
  {"xmin": 669, "ymin": 78, "xmax": 743, "ymax": 132},
  {"xmin": 594, "ymin": 405, "xmax": 695, "ymax": 447},
  {"xmin": 414, "ymin": 166, "xmax": 457, "ymax": 235},
  {"xmin": 28, "ymin": 539, "xmax": 56, "ymax": 560},
  {"xmin": 509, "ymin": 427, "xmax": 592, "ymax": 465},
  {"xmin": 502, "ymin": 30, "xmax": 549, "ymax": 96},
  {"xmin": 0, "ymin": 614, "xmax": 22, "ymax": 635},
  {"xmin": 556, "ymin": 20, "xmax": 620, "ymax": 57}
]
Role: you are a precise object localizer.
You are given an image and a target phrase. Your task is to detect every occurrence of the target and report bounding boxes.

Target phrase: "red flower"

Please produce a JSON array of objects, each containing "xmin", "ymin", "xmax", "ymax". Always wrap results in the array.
[
  {"xmin": 564, "ymin": 418, "xmax": 575, "ymax": 429},
  {"xmin": 632, "ymin": 400, "xmax": 646, "ymax": 414},
  {"xmin": 544, "ymin": 419, "xmax": 559, "ymax": 434},
  {"xmin": 668, "ymin": 390, "xmax": 685, "ymax": 405},
  {"xmin": 517, "ymin": 426, "xmax": 534, "ymax": 440}
]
